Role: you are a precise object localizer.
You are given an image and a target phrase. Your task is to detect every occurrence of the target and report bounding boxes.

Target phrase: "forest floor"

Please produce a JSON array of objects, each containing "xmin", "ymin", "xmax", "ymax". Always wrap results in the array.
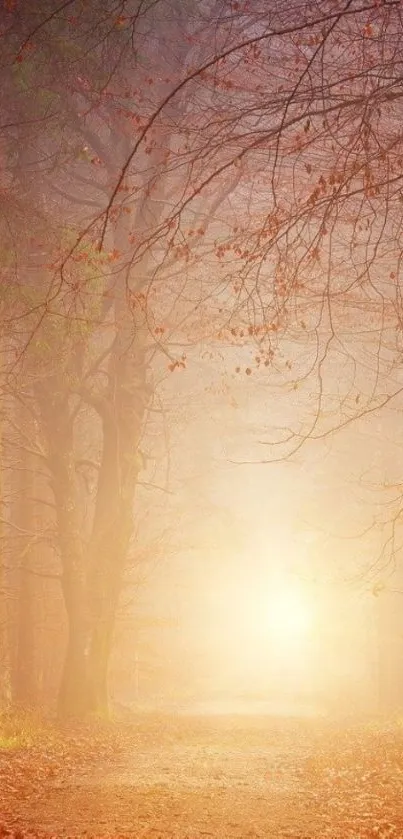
[{"xmin": 1, "ymin": 711, "xmax": 403, "ymax": 838}]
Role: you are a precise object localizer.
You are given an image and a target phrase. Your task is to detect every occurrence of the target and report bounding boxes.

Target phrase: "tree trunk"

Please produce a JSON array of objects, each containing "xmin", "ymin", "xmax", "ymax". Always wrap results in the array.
[
  {"xmin": 55, "ymin": 488, "xmax": 92, "ymax": 717},
  {"xmin": 14, "ymin": 565, "xmax": 36, "ymax": 706},
  {"xmin": 35, "ymin": 380, "xmax": 92, "ymax": 718},
  {"xmin": 0, "ymin": 413, "xmax": 11, "ymax": 707},
  {"xmin": 87, "ymin": 607, "xmax": 115, "ymax": 715},
  {"xmin": 58, "ymin": 565, "xmax": 90, "ymax": 717},
  {"xmin": 85, "ymin": 289, "xmax": 148, "ymax": 714},
  {"xmin": 13, "ymin": 407, "xmax": 37, "ymax": 706},
  {"xmin": 87, "ymin": 516, "xmax": 133, "ymax": 714}
]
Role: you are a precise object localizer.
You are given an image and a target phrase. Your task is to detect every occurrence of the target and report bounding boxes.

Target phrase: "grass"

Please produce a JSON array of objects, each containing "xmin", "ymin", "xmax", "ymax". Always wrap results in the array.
[{"xmin": 0, "ymin": 706, "xmax": 51, "ymax": 749}]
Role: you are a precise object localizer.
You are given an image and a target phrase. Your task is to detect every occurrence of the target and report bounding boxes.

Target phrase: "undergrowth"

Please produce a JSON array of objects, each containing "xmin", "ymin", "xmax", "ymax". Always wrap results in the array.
[{"xmin": 0, "ymin": 707, "xmax": 52, "ymax": 749}]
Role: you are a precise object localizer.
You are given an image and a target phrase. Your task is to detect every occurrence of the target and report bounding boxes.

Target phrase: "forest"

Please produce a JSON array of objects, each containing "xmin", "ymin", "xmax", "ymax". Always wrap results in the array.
[{"xmin": 1, "ymin": 1, "xmax": 403, "ymax": 837}]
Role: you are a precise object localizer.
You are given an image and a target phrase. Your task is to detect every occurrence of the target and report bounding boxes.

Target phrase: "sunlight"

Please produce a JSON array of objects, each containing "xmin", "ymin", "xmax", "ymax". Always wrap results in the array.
[
  {"xmin": 266, "ymin": 585, "xmax": 313, "ymax": 645},
  {"xmin": 203, "ymin": 569, "xmax": 318, "ymax": 695}
]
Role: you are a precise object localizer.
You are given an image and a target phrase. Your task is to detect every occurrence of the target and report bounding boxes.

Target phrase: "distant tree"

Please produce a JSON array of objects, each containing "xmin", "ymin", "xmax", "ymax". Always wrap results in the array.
[{"xmin": 0, "ymin": 414, "xmax": 11, "ymax": 707}]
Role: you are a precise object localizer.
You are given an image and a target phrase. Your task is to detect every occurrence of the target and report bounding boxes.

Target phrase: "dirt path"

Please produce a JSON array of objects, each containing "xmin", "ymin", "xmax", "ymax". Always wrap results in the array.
[{"xmin": 1, "ymin": 714, "xmax": 403, "ymax": 838}]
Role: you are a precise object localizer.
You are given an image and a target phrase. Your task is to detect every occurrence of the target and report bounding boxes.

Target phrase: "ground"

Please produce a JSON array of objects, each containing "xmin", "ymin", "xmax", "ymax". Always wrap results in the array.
[{"xmin": 1, "ymin": 712, "xmax": 403, "ymax": 838}]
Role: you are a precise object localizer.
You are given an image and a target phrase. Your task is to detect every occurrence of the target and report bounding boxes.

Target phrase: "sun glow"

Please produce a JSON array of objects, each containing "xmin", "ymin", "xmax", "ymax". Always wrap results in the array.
[
  {"xmin": 201, "ymin": 567, "xmax": 318, "ymax": 698},
  {"xmin": 266, "ymin": 585, "xmax": 313, "ymax": 644}
]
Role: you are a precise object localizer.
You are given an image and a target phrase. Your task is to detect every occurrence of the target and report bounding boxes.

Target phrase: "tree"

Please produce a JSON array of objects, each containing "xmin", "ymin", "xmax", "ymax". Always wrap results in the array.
[
  {"xmin": 0, "ymin": 411, "xmax": 11, "ymax": 707},
  {"xmin": 0, "ymin": 0, "xmax": 255, "ymax": 715}
]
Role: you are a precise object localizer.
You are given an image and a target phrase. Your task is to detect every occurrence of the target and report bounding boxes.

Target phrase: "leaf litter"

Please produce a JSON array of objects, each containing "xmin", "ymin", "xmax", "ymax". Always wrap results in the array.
[{"xmin": 1, "ymin": 714, "xmax": 403, "ymax": 838}]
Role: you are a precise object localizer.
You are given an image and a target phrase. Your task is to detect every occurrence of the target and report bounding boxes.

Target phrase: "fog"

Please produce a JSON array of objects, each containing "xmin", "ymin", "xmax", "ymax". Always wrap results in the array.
[
  {"xmin": 2, "ymin": 0, "xmax": 403, "ymax": 728},
  {"xmin": 110, "ymin": 363, "xmax": 403, "ymax": 717},
  {"xmin": 4, "ymin": 4, "xmax": 403, "ymax": 838}
]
